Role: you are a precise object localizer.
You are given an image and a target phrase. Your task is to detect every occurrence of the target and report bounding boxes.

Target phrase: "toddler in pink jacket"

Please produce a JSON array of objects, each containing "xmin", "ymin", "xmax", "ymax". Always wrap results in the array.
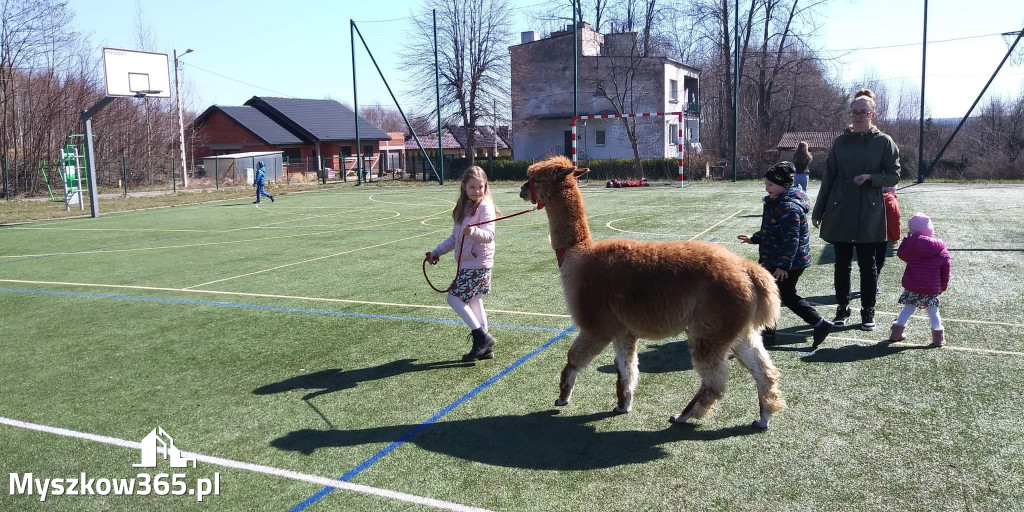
[
  {"xmin": 888, "ymin": 213, "xmax": 951, "ymax": 346},
  {"xmin": 426, "ymin": 166, "xmax": 500, "ymax": 361}
]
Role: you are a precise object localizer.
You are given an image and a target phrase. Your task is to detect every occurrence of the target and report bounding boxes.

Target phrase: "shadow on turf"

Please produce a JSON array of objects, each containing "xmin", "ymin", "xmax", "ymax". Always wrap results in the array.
[
  {"xmin": 253, "ymin": 359, "xmax": 473, "ymax": 400},
  {"xmin": 765, "ymin": 325, "xmax": 928, "ymax": 363},
  {"xmin": 596, "ymin": 341, "xmax": 693, "ymax": 375},
  {"xmin": 270, "ymin": 409, "xmax": 763, "ymax": 469}
]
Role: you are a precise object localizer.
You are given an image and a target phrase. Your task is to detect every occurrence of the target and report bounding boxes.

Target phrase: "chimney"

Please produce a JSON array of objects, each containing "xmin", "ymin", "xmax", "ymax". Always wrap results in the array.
[{"xmin": 521, "ymin": 31, "xmax": 539, "ymax": 44}]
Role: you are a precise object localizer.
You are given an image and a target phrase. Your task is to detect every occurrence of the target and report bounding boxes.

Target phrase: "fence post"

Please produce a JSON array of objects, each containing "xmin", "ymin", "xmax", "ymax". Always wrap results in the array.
[
  {"xmin": 2, "ymin": 156, "xmax": 9, "ymax": 201},
  {"xmin": 122, "ymin": 157, "xmax": 128, "ymax": 197},
  {"xmin": 171, "ymin": 157, "xmax": 176, "ymax": 193},
  {"xmin": 214, "ymin": 157, "xmax": 219, "ymax": 190}
]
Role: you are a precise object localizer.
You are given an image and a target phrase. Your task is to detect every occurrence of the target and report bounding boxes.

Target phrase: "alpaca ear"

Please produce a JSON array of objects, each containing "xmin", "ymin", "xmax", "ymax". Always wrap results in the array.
[
  {"xmin": 552, "ymin": 166, "xmax": 585, "ymax": 181},
  {"xmin": 554, "ymin": 167, "xmax": 575, "ymax": 180}
]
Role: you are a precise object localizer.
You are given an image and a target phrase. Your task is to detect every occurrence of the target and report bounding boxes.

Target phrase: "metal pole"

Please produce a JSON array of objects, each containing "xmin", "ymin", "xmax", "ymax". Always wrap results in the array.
[
  {"xmin": 351, "ymin": 19, "xmax": 362, "ymax": 185},
  {"xmin": 174, "ymin": 49, "xmax": 189, "ymax": 188},
  {"xmin": 2, "ymin": 156, "xmax": 8, "ymax": 201},
  {"xmin": 171, "ymin": 157, "xmax": 176, "ymax": 193},
  {"xmin": 81, "ymin": 95, "xmax": 114, "ymax": 217},
  {"xmin": 573, "ymin": 7, "xmax": 578, "ymax": 119},
  {"xmin": 434, "ymin": 9, "xmax": 445, "ymax": 184},
  {"xmin": 732, "ymin": 0, "xmax": 739, "ymax": 182},
  {"xmin": 122, "ymin": 157, "xmax": 128, "ymax": 197},
  {"xmin": 922, "ymin": 27, "xmax": 1024, "ymax": 182},
  {"xmin": 491, "ymin": 97, "xmax": 497, "ymax": 178},
  {"xmin": 352, "ymin": 22, "xmax": 440, "ymax": 183},
  {"xmin": 918, "ymin": 0, "xmax": 927, "ymax": 181},
  {"xmin": 214, "ymin": 157, "xmax": 219, "ymax": 190}
]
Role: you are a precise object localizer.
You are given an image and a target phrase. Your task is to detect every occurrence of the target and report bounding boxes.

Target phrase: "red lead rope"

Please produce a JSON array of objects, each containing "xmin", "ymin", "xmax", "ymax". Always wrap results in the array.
[{"xmin": 423, "ymin": 180, "xmax": 545, "ymax": 293}]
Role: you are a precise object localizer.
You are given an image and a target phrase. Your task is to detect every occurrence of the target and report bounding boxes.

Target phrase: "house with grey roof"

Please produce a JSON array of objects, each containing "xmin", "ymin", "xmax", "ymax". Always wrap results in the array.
[
  {"xmin": 774, "ymin": 131, "xmax": 844, "ymax": 174},
  {"xmin": 403, "ymin": 125, "xmax": 511, "ymax": 179},
  {"xmin": 194, "ymin": 96, "xmax": 399, "ymax": 175}
]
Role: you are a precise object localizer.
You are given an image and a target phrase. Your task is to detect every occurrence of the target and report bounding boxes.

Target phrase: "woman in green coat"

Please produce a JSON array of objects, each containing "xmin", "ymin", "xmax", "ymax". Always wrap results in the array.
[{"xmin": 811, "ymin": 89, "xmax": 900, "ymax": 331}]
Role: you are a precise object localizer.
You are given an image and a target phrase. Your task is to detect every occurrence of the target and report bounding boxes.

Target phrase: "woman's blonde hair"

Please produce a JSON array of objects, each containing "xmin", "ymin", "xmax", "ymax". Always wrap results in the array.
[
  {"xmin": 851, "ymin": 88, "xmax": 877, "ymax": 111},
  {"xmin": 453, "ymin": 166, "xmax": 500, "ymax": 223},
  {"xmin": 794, "ymin": 141, "xmax": 811, "ymax": 164}
]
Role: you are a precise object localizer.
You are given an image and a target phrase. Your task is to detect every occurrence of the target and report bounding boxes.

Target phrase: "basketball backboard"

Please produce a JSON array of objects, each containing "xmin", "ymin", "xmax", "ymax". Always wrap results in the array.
[{"xmin": 102, "ymin": 47, "xmax": 171, "ymax": 98}]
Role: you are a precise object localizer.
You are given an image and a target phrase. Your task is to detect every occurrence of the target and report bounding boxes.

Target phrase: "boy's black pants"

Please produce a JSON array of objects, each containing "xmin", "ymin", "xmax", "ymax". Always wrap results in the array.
[{"xmin": 775, "ymin": 267, "xmax": 823, "ymax": 326}]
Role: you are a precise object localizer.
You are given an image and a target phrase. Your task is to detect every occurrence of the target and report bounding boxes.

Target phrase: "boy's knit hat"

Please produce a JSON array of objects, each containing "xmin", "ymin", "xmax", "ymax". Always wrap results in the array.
[
  {"xmin": 908, "ymin": 212, "xmax": 934, "ymax": 236},
  {"xmin": 764, "ymin": 161, "xmax": 795, "ymax": 188}
]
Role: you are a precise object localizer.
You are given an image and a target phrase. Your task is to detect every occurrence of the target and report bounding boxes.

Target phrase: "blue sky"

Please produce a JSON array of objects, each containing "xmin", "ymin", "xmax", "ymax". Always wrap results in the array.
[{"xmin": 71, "ymin": 0, "xmax": 1024, "ymax": 119}]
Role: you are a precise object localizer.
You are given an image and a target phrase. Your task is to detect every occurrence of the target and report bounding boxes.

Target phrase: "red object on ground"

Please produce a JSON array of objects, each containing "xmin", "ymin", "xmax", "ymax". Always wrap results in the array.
[{"xmin": 606, "ymin": 178, "xmax": 649, "ymax": 188}]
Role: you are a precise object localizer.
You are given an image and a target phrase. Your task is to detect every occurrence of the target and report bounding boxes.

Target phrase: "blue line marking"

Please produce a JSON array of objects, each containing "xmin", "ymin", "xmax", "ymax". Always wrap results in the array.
[
  {"xmin": 708, "ymin": 237, "xmax": 717, "ymax": 242},
  {"xmin": 0, "ymin": 288, "xmax": 563, "ymax": 333},
  {"xmin": 289, "ymin": 325, "xmax": 577, "ymax": 512}
]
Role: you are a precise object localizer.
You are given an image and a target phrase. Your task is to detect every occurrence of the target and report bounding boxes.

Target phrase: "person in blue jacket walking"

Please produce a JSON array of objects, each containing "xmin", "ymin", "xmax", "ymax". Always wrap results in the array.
[
  {"xmin": 739, "ymin": 162, "xmax": 833, "ymax": 350},
  {"xmin": 253, "ymin": 161, "xmax": 274, "ymax": 204}
]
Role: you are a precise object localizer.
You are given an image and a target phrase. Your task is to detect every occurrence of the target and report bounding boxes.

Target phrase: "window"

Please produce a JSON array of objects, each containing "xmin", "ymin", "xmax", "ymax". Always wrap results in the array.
[
  {"xmin": 341, "ymin": 146, "xmax": 352, "ymax": 157},
  {"xmin": 669, "ymin": 123, "xmax": 679, "ymax": 145},
  {"xmin": 669, "ymin": 79, "xmax": 679, "ymax": 103},
  {"xmin": 595, "ymin": 130, "xmax": 606, "ymax": 146},
  {"xmin": 282, "ymin": 147, "xmax": 300, "ymax": 161},
  {"xmin": 363, "ymin": 145, "xmax": 374, "ymax": 156}
]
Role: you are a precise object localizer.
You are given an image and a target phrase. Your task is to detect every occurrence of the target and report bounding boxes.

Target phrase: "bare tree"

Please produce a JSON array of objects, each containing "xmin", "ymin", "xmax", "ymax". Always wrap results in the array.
[
  {"xmin": 359, "ymin": 104, "xmax": 410, "ymax": 134},
  {"xmin": 404, "ymin": 0, "xmax": 512, "ymax": 166}
]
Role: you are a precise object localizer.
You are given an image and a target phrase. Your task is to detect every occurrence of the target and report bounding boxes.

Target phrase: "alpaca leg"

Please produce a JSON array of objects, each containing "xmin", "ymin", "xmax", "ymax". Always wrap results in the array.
[
  {"xmin": 670, "ymin": 337, "xmax": 729, "ymax": 424},
  {"xmin": 731, "ymin": 329, "xmax": 786, "ymax": 430},
  {"xmin": 612, "ymin": 335, "xmax": 639, "ymax": 414},
  {"xmin": 556, "ymin": 330, "xmax": 609, "ymax": 407}
]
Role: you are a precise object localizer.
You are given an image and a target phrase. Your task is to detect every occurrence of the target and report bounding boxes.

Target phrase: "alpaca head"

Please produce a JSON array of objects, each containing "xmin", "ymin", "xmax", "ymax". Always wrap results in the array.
[{"xmin": 519, "ymin": 155, "xmax": 589, "ymax": 206}]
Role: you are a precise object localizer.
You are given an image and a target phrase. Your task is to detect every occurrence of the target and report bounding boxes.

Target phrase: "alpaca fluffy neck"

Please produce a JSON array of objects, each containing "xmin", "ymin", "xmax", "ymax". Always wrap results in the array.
[{"xmin": 546, "ymin": 182, "xmax": 592, "ymax": 252}]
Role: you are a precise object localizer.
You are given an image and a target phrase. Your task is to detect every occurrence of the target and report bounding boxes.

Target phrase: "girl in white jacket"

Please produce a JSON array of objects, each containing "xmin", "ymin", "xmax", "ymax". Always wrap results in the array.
[{"xmin": 427, "ymin": 166, "xmax": 500, "ymax": 361}]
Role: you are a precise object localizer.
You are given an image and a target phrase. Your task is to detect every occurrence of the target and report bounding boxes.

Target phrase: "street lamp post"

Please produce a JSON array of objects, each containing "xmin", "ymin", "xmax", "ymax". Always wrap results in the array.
[{"xmin": 174, "ymin": 48, "xmax": 193, "ymax": 188}]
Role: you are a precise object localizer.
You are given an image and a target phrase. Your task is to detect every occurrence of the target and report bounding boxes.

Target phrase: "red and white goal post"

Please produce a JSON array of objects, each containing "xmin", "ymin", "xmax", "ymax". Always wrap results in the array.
[{"xmin": 571, "ymin": 111, "xmax": 693, "ymax": 187}]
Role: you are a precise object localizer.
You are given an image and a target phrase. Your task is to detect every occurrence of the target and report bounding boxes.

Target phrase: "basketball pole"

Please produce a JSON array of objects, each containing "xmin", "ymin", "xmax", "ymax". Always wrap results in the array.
[
  {"xmin": 81, "ymin": 96, "xmax": 114, "ymax": 217},
  {"xmin": 174, "ymin": 48, "xmax": 193, "ymax": 188}
]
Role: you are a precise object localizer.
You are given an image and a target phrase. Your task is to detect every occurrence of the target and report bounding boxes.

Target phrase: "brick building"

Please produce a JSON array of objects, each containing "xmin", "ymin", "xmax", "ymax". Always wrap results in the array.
[{"xmin": 193, "ymin": 96, "xmax": 398, "ymax": 176}]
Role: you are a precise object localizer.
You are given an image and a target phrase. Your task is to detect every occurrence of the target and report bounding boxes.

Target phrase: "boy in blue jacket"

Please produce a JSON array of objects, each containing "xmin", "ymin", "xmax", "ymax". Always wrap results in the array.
[
  {"xmin": 738, "ymin": 162, "xmax": 832, "ymax": 350},
  {"xmin": 253, "ymin": 161, "xmax": 274, "ymax": 204}
]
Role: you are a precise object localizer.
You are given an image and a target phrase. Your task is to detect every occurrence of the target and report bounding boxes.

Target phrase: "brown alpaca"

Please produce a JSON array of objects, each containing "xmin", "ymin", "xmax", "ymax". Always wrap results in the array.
[{"xmin": 520, "ymin": 156, "xmax": 786, "ymax": 429}]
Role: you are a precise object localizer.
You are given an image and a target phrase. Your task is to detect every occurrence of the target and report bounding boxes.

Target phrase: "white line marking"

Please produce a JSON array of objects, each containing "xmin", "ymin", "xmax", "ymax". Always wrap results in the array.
[
  {"xmin": 807, "ymin": 303, "xmax": 1024, "ymax": 329},
  {"xmin": 0, "ymin": 208, "xmax": 453, "ymax": 259},
  {"xmin": 604, "ymin": 217, "xmax": 680, "ymax": 237},
  {"xmin": 0, "ymin": 278, "xmax": 576, "ymax": 318},
  {"xmin": 0, "ymin": 416, "xmax": 490, "ymax": 512},
  {"xmin": 775, "ymin": 332, "xmax": 1024, "ymax": 356},
  {"xmin": 183, "ymin": 231, "xmax": 444, "ymax": 289},
  {"xmin": 368, "ymin": 193, "xmax": 456, "ymax": 207},
  {"xmin": 689, "ymin": 209, "xmax": 744, "ymax": 240},
  {"xmin": 10, "ymin": 226, "xmax": 212, "ymax": 233}
]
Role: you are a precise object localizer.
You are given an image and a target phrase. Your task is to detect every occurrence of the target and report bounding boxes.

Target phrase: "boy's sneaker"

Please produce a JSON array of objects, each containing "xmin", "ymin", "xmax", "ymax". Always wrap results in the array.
[
  {"xmin": 270, "ymin": 196, "xmax": 275, "ymax": 202},
  {"xmin": 833, "ymin": 305, "xmax": 851, "ymax": 326},
  {"xmin": 810, "ymin": 320, "xmax": 833, "ymax": 350},
  {"xmin": 860, "ymin": 308, "xmax": 876, "ymax": 331}
]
